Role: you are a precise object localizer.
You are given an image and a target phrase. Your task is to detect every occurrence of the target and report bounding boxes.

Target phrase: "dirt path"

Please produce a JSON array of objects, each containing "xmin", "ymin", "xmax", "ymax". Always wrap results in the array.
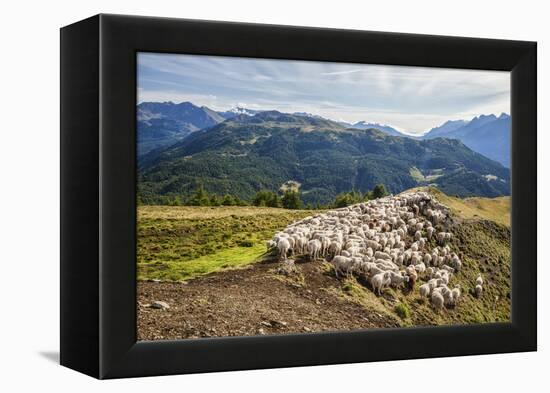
[{"xmin": 137, "ymin": 258, "xmax": 399, "ymax": 341}]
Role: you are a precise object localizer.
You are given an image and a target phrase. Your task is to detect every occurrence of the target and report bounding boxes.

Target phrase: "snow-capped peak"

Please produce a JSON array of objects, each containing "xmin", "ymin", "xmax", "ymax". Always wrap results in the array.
[{"xmin": 229, "ymin": 107, "xmax": 257, "ymax": 116}]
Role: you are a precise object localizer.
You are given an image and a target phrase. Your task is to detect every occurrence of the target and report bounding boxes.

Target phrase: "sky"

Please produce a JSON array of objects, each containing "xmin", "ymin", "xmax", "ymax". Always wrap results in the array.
[{"xmin": 137, "ymin": 52, "xmax": 510, "ymax": 135}]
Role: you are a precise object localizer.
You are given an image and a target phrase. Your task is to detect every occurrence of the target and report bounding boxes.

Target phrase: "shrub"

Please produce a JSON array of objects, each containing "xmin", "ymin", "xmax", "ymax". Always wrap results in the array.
[
  {"xmin": 333, "ymin": 191, "xmax": 363, "ymax": 208},
  {"xmin": 222, "ymin": 194, "xmax": 236, "ymax": 206},
  {"xmin": 281, "ymin": 190, "xmax": 303, "ymax": 209},
  {"xmin": 237, "ymin": 240, "xmax": 254, "ymax": 247},
  {"xmin": 395, "ymin": 303, "xmax": 410, "ymax": 319},
  {"xmin": 253, "ymin": 190, "xmax": 281, "ymax": 207},
  {"xmin": 187, "ymin": 184, "xmax": 210, "ymax": 206},
  {"xmin": 209, "ymin": 195, "xmax": 222, "ymax": 206},
  {"xmin": 371, "ymin": 184, "xmax": 388, "ymax": 199}
]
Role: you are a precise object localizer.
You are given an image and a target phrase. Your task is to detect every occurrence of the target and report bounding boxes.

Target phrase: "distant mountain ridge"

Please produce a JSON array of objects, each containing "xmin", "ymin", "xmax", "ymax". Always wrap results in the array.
[
  {"xmin": 137, "ymin": 101, "xmax": 511, "ymax": 168},
  {"xmin": 138, "ymin": 110, "xmax": 510, "ymax": 205},
  {"xmin": 423, "ymin": 119, "xmax": 468, "ymax": 138},
  {"xmin": 137, "ymin": 101, "xmax": 224, "ymax": 155},
  {"xmin": 422, "ymin": 113, "xmax": 510, "ymax": 167},
  {"xmin": 348, "ymin": 121, "xmax": 408, "ymax": 137}
]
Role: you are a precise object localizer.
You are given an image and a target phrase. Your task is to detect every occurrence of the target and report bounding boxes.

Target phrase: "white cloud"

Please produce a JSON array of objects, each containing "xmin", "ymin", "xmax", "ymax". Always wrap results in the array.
[
  {"xmin": 321, "ymin": 69, "xmax": 363, "ymax": 76},
  {"xmin": 137, "ymin": 52, "xmax": 510, "ymax": 134}
]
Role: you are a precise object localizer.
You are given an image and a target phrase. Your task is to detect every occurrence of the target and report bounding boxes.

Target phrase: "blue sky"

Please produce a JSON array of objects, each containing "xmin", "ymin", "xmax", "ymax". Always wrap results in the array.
[{"xmin": 137, "ymin": 52, "xmax": 510, "ymax": 135}]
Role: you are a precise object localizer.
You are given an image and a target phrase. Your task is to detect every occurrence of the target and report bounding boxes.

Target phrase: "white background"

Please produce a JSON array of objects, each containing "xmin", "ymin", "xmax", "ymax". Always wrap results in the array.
[{"xmin": 0, "ymin": 0, "xmax": 545, "ymax": 391}]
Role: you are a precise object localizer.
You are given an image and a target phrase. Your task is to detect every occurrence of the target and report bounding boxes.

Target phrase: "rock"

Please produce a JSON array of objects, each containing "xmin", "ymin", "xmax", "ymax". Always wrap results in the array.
[
  {"xmin": 150, "ymin": 301, "xmax": 170, "ymax": 310},
  {"xmin": 258, "ymin": 328, "xmax": 266, "ymax": 335},
  {"xmin": 260, "ymin": 321, "xmax": 272, "ymax": 327}
]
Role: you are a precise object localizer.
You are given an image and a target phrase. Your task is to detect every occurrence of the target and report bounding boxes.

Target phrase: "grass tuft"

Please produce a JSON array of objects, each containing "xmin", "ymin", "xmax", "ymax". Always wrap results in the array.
[{"xmin": 394, "ymin": 303, "xmax": 410, "ymax": 319}]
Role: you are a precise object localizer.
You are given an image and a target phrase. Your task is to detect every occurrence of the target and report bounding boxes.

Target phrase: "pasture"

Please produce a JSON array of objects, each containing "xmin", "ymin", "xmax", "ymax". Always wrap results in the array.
[
  {"xmin": 137, "ymin": 205, "xmax": 313, "ymax": 281},
  {"xmin": 137, "ymin": 190, "xmax": 511, "ymax": 340}
]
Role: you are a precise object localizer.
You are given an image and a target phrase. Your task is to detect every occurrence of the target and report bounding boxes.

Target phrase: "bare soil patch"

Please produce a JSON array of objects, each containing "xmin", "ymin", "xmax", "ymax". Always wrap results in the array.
[{"xmin": 137, "ymin": 257, "xmax": 399, "ymax": 341}]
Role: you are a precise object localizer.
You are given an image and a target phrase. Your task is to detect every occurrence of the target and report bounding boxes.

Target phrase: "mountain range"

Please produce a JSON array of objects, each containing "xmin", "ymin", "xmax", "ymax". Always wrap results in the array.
[
  {"xmin": 421, "ymin": 113, "xmax": 511, "ymax": 167},
  {"xmin": 137, "ymin": 101, "xmax": 510, "ymax": 167},
  {"xmin": 137, "ymin": 102, "xmax": 225, "ymax": 155},
  {"xmin": 346, "ymin": 121, "xmax": 408, "ymax": 137},
  {"xmin": 138, "ymin": 110, "xmax": 510, "ymax": 205}
]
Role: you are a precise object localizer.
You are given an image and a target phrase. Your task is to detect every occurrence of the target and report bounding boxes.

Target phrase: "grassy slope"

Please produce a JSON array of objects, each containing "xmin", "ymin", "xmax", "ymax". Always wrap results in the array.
[
  {"xmin": 404, "ymin": 186, "xmax": 510, "ymax": 227},
  {"xmin": 325, "ymin": 218, "xmax": 511, "ymax": 326},
  {"xmin": 332, "ymin": 187, "xmax": 511, "ymax": 325},
  {"xmin": 137, "ymin": 206, "xmax": 313, "ymax": 281}
]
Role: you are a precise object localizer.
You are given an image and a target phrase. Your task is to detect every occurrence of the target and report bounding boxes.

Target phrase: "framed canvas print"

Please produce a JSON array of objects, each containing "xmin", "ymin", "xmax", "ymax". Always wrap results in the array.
[{"xmin": 60, "ymin": 14, "xmax": 537, "ymax": 379}]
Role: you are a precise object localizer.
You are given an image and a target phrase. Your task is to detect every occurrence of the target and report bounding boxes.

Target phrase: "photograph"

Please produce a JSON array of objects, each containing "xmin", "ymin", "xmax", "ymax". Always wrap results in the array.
[{"xmin": 136, "ymin": 52, "xmax": 512, "ymax": 341}]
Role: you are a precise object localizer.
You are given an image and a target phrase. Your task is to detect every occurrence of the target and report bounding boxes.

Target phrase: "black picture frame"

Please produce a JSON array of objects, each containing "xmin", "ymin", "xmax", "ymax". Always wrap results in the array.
[{"xmin": 60, "ymin": 14, "xmax": 537, "ymax": 379}]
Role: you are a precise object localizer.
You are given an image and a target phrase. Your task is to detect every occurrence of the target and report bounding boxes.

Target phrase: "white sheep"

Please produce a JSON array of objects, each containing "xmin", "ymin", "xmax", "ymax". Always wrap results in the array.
[
  {"xmin": 389, "ymin": 271, "xmax": 409, "ymax": 288},
  {"xmin": 423, "ymin": 253, "xmax": 432, "ymax": 265},
  {"xmin": 440, "ymin": 286, "xmax": 453, "ymax": 306},
  {"xmin": 426, "ymin": 266, "xmax": 435, "ymax": 278},
  {"xmin": 277, "ymin": 238, "xmax": 290, "ymax": 260},
  {"xmin": 426, "ymin": 227, "xmax": 435, "ymax": 239},
  {"xmin": 453, "ymin": 257, "xmax": 462, "ymax": 272},
  {"xmin": 419, "ymin": 283, "xmax": 431, "ymax": 298},
  {"xmin": 294, "ymin": 236, "xmax": 307, "ymax": 254},
  {"xmin": 331, "ymin": 256, "xmax": 356, "ymax": 278},
  {"xmin": 328, "ymin": 240, "xmax": 342, "ymax": 257},
  {"xmin": 414, "ymin": 262, "xmax": 426, "ymax": 274},
  {"xmin": 369, "ymin": 265, "xmax": 385, "ymax": 276},
  {"xmin": 475, "ymin": 284, "xmax": 483, "ymax": 298},
  {"xmin": 307, "ymin": 239, "xmax": 322, "ymax": 261},
  {"xmin": 476, "ymin": 274, "xmax": 484, "ymax": 286},
  {"xmin": 365, "ymin": 239, "xmax": 381, "ymax": 251},
  {"xmin": 371, "ymin": 272, "xmax": 392, "ymax": 296},
  {"xmin": 431, "ymin": 290, "xmax": 445, "ymax": 310},
  {"xmin": 374, "ymin": 250, "xmax": 392, "ymax": 261},
  {"xmin": 418, "ymin": 238, "xmax": 426, "ymax": 250},
  {"xmin": 451, "ymin": 285, "xmax": 461, "ymax": 305},
  {"xmin": 427, "ymin": 278, "xmax": 438, "ymax": 290}
]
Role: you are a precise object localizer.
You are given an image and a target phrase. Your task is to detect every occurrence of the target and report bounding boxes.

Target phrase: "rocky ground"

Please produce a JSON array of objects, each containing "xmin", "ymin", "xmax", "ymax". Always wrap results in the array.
[{"xmin": 137, "ymin": 257, "xmax": 401, "ymax": 341}]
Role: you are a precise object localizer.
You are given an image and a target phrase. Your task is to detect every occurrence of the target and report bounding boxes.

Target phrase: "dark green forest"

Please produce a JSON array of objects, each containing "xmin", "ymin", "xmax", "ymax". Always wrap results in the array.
[{"xmin": 138, "ymin": 183, "xmax": 389, "ymax": 210}]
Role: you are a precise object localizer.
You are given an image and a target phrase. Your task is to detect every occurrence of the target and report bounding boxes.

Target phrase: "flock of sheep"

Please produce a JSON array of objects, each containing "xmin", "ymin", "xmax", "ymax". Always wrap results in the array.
[{"xmin": 268, "ymin": 191, "xmax": 485, "ymax": 311}]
